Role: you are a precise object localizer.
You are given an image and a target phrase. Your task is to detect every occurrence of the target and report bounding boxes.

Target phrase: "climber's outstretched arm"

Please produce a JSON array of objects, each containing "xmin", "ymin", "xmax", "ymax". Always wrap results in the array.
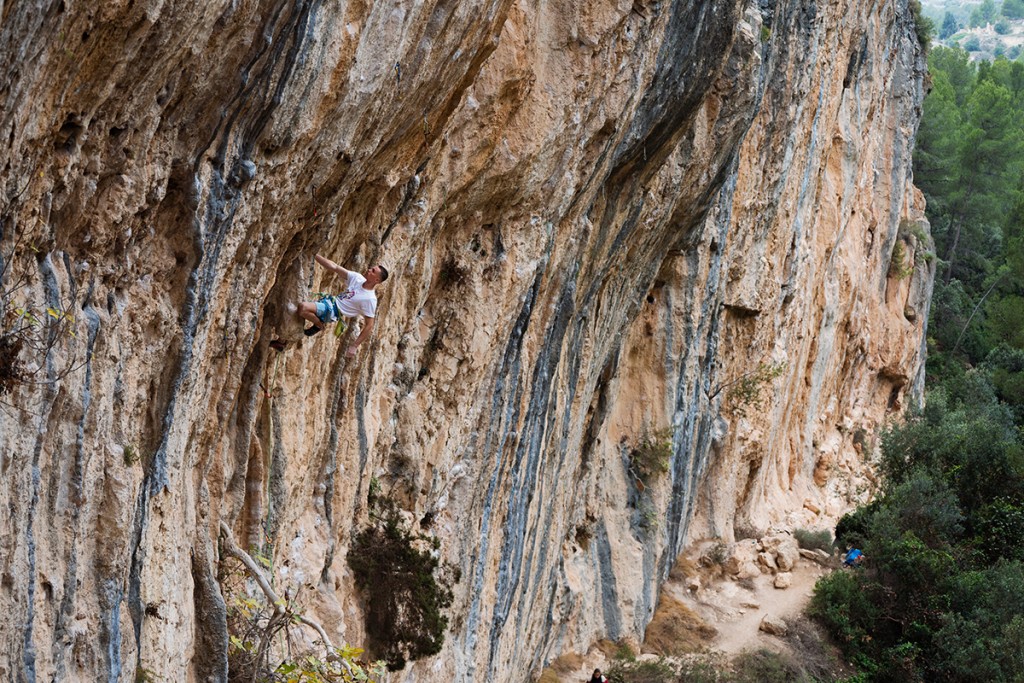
[
  {"xmin": 314, "ymin": 253, "xmax": 352, "ymax": 279},
  {"xmin": 346, "ymin": 317, "xmax": 375, "ymax": 357}
]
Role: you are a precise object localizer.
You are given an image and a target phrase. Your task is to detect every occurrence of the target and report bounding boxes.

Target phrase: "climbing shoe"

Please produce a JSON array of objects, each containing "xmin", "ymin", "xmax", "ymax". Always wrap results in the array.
[{"xmin": 304, "ymin": 325, "xmax": 324, "ymax": 337}]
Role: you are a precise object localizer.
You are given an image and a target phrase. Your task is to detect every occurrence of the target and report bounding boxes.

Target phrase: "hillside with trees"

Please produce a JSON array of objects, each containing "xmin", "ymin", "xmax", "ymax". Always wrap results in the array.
[{"xmin": 925, "ymin": 0, "xmax": 1024, "ymax": 59}]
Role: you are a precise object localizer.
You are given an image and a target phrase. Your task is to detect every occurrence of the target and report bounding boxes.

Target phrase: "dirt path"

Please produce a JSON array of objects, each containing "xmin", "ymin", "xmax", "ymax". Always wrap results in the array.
[
  {"xmin": 676, "ymin": 560, "xmax": 830, "ymax": 654},
  {"xmin": 545, "ymin": 552, "xmax": 839, "ymax": 682}
]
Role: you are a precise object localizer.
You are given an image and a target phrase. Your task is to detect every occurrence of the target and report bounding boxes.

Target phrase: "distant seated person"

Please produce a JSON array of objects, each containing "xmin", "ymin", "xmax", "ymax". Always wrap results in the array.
[
  {"xmin": 589, "ymin": 668, "xmax": 609, "ymax": 683},
  {"xmin": 843, "ymin": 547, "xmax": 864, "ymax": 568},
  {"xmin": 294, "ymin": 253, "xmax": 388, "ymax": 357}
]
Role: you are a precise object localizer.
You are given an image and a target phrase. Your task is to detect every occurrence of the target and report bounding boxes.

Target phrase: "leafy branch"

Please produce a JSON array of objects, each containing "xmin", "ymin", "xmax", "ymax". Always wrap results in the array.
[
  {"xmin": 218, "ymin": 521, "xmax": 385, "ymax": 682},
  {"xmin": 0, "ymin": 199, "xmax": 83, "ymax": 403},
  {"xmin": 627, "ymin": 427, "xmax": 673, "ymax": 489},
  {"xmin": 711, "ymin": 361, "xmax": 786, "ymax": 418}
]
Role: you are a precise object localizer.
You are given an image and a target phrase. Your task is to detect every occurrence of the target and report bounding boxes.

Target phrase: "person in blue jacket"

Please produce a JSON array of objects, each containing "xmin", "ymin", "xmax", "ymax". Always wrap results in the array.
[{"xmin": 843, "ymin": 547, "xmax": 864, "ymax": 567}]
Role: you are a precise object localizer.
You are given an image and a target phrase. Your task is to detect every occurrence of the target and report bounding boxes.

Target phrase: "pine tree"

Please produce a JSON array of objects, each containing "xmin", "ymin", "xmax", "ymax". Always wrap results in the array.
[
  {"xmin": 915, "ymin": 72, "xmax": 963, "ymax": 208},
  {"xmin": 942, "ymin": 80, "xmax": 1024, "ymax": 285},
  {"xmin": 1002, "ymin": 0, "xmax": 1024, "ymax": 20},
  {"xmin": 929, "ymin": 46, "xmax": 976, "ymax": 107},
  {"xmin": 941, "ymin": 12, "xmax": 959, "ymax": 39}
]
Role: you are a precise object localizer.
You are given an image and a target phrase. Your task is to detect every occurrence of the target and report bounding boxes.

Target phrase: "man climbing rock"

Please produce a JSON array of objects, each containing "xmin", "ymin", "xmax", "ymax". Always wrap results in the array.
[{"xmin": 275, "ymin": 254, "xmax": 388, "ymax": 357}]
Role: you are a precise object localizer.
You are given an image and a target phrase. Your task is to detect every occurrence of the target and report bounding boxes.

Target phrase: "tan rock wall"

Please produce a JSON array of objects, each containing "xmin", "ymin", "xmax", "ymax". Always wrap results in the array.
[{"xmin": 0, "ymin": 0, "xmax": 928, "ymax": 681}]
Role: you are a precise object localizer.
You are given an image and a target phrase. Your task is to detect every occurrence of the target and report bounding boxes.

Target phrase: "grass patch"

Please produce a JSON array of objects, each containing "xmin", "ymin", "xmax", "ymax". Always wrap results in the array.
[
  {"xmin": 793, "ymin": 528, "xmax": 833, "ymax": 552},
  {"xmin": 642, "ymin": 592, "xmax": 718, "ymax": 656},
  {"xmin": 537, "ymin": 670, "xmax": 562, "ymax": 683}
]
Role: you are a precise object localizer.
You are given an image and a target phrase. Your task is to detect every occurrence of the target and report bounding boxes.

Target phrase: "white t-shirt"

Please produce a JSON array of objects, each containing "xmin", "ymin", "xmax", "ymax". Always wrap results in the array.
[{"xmin": 336, "ymin": 272, "xmax": 377, "ymax": 318}]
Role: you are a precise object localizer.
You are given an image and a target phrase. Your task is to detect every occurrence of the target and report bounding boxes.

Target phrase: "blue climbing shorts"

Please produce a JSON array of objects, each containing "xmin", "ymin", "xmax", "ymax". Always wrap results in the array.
[{"xmin": 315, "ymin": 298, "xmax": 339, "ymax": 323}]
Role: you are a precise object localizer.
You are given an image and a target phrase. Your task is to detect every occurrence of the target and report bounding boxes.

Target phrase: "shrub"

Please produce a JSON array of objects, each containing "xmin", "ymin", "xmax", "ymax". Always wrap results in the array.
[
  {"xmin": 1004, "ymin": 0, "xmax": 1024, "ymax": 18},
  {"xmin": 612, "ymin": 639, "xmax": 636, "ymax": 662},
  {"xmin": 0, "ymin": 240, "xmax": 81, "ymax": 400},
  {"xmin": 888, "ymin": 240, "xmax": 913, "ymax": 279},
  {"xmin": 717, "ymin": 362, "xmax": 785, "ymax": 418},
  {"xmin": 909, "ymin": 0, "xmax": 934, "ymax": 51},
  {"xmin": 835, "ymin": 500, "xmax": 880, "ymax": 548},
  {"xmin": 628, "ymin": 428, "xmax": 673, "ymax": 484},
  {"xmin": 814, "ymin": 380, "xmax": 1024, "ymax": 681},
  {"xmin": 963, "ymin": 35, "xmax": 981, "ymax": 51},
  {"xmin": 348, "ymin": 494, "xmax": 455, "ymax": 670},
  {"xmin": 794, "ymin": 528, "xmax": 833, "ymax": 552},
  {"xmin": 994, "ymin": 18, "xmax": 1011, "ymax": 34},
  {"xmin": 675, "ymin": 657, "xmax": 728, "ymax": 683},
  {"xmin": 220, "ymin": 552, "xmax": 385, "ymax": 683},
  {"xmin": 975, "ymin": 497, "xmax": 1024, "ymax": 561},
  {"xmin": 703, "ymin": 541, "xmax": 728, "ymax": 568},
  {"xmin": 809, "ymin": 570, "xmax": 879, "ymax": 665},
  {"xmin": 606, "ymin": 658, "xmax": 677, "ymax": 683},
  {"xmin": 731, "ymin": 649, "xmax": 806, "ymax": 683}
]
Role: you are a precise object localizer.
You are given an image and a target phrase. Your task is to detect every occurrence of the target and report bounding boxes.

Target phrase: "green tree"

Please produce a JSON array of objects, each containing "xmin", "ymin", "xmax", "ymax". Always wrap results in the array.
[
  {"xmin": 914, "ymin": 71, "xmax": 963, "ymax": 202},
  {"xmin": 941, "ymin": 80, "xmax": 1024, "ymax": 285},
  {"xmin": 981, "ymin": 0, "xmax": 999, "ymax": 24},
  {"xmin": 928, "ymin": 46, "xmax": 976, "ymax": 106},
  {"xmin": 982, "ymin": 345, "xmax": 1024, "ymax": 410},
  {"xmin": 1002, "ymin": 0, "xmax": 1024, "ymax": 19},
  {"xmin": 815, "ymin": 380, "xmax": 1024, "ymax": 681},
  {"xmin": 979, "ymin": 56, "xmax": 1024, "ymax": 100},
  {"xmin": 941, "ymin": 11, "xmax": 959, "ymax": 39}
]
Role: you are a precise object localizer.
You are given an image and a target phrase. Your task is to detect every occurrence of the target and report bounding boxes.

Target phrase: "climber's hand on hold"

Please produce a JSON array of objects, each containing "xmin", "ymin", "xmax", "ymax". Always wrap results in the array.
[{"xmin": 346, "ymin": 344, "xmax": 358, "ymax": 358}]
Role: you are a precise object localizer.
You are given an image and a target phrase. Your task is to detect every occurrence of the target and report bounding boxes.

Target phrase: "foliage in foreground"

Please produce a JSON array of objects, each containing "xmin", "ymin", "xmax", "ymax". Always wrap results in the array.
[
  {"xmin": 812, "ymin": 376, "xmax": 1024, "ymax": 681},
  {"xmin": 0, "ymin": 226, "xmax": 81, "ymax": 402},
  {"xmin": 221, "ymin": 553, "xmax": 385, "ymax": 683}
]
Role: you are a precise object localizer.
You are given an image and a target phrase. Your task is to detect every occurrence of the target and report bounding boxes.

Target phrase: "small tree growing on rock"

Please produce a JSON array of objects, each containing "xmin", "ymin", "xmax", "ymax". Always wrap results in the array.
[
  {"xmin": 713, "ymin": 362, "xmax": 786, "ymax": 418},
  {"xmin": 628, "ymin": 427, "xmax": 673, "ymax": 487},
  {"xmin": 348, "ymin": 492, "xmax": 456, "ymax": 670}
]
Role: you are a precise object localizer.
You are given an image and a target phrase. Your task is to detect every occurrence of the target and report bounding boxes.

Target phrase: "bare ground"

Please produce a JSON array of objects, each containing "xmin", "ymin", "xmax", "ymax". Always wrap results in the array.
[{"xmin": 540, "ymin": 549, "xmax": 854, "ymax": 681}]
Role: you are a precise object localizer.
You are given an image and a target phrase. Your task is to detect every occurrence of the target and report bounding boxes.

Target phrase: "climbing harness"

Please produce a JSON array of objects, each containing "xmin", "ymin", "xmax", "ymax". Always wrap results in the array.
[{"xmin": 313, "ymin": 292, "xmax": 350, "ymax": 337}]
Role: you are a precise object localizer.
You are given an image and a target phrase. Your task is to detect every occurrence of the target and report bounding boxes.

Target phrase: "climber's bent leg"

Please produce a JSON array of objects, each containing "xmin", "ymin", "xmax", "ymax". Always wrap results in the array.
[{"xmin": 297, "ymin": 301, "xmax": 327, "ymax": 335}]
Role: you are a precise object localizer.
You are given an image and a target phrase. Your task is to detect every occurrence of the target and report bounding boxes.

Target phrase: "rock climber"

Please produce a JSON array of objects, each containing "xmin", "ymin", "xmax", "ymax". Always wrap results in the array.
[
  {"xmin": 588, "ymin": 668, "xmax": 609, "ymax": 683},
  {"xmin": 274, "ymin": 254, "xmax": 388, "ymax": 357}
]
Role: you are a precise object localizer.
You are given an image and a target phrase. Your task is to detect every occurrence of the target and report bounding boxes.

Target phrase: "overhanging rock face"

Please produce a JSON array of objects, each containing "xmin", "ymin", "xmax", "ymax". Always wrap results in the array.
[{"xmin": 0, "ymin": 0, "xmax": 930, "ymax": 680}]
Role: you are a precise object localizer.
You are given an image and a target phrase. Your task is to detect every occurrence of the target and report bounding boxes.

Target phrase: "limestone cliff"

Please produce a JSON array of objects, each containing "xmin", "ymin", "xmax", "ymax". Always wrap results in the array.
[{"xmin": 0, "ymin": 0, "xmax": 930, "ymax": 681}]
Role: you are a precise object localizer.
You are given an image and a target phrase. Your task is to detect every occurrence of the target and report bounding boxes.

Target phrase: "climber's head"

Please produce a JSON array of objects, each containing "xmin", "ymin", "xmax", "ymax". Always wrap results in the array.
[{"xmin": 365, "ymin": 264, "xmax": 389, "ymax": 285}]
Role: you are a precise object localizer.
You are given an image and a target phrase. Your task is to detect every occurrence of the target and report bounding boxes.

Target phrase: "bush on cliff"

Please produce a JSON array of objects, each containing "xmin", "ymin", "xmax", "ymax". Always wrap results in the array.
[
  {"xmin": 629, "ymin": 427, "xmax": 673, "ymax": 485},
  {"xmin": 348, "ymin": 491, "xmax": 455, "ymax": 671}
]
